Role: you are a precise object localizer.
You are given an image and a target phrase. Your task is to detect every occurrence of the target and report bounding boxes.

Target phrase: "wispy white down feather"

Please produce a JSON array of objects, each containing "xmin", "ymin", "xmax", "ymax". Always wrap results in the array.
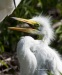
[{"xmin": 32, "ymin": 16, "xmax": 54, "ymax": 45}]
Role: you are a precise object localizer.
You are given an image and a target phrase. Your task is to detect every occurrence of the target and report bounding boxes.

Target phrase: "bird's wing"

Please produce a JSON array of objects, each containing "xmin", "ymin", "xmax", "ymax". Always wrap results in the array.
[
  {"xmin": 0, "ymin": 9, "xmax": 7, "ymax": 22},
  {"xmin": 0, "ymin": 7, "xmax": 15, "ymax": 22},
  {"xmin": 15, "ymin": 0, "xmax": 21, "ymax": 7},
  {"xmin": 0, "ymin": 0, "xmax": 21, "ymax": 22},
  {"xmin": 0, "ymin": 0, "xmax": 15, "ymax": 22}
]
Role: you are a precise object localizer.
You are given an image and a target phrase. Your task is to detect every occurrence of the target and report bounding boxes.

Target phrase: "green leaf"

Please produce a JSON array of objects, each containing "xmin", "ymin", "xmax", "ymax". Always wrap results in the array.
[{"xmin": 0, "ymin": 60, "xmax": 8, "ymax": 68}]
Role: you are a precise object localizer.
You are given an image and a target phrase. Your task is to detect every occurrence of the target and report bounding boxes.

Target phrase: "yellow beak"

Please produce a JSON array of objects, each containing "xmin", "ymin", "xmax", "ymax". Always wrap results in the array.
[
  {"xmin": 8, "ymin": 17, "xmax": 39, "ymax": 34},
  {"xmin": 12, "ymin": 17, "xmax": 38, "ymax": 25},
  {"xmin": 8, "ymin": 27, "xmax": 38, "ymax": 34}
]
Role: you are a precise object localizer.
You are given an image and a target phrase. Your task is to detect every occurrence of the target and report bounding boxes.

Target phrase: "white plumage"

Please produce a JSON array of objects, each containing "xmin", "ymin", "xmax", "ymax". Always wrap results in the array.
[
  {"xmin": 0, "ymin": 0, "xmax": 21, "ymax": 22},
  {"xmin": 9, "ymin": 16, "xmax": 62, "ymax": 75}
]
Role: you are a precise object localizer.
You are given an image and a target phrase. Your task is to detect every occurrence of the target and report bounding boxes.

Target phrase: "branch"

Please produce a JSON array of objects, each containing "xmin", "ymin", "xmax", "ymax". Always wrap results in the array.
[{"xmin": 53, "ymin": 20, "xmax": 62, "ymax": 29}]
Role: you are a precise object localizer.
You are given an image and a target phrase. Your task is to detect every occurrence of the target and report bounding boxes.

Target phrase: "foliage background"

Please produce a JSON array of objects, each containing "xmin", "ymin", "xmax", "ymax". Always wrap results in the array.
[{"xmin": 0, "ymin": 0, "xmax": 62, "ymax": 60}]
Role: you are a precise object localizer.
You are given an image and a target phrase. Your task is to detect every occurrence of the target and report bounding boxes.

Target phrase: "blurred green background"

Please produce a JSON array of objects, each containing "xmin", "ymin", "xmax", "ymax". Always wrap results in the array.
[{"xmin": 0, "ymin": 0, "xmax": 62, "ymax": 54}]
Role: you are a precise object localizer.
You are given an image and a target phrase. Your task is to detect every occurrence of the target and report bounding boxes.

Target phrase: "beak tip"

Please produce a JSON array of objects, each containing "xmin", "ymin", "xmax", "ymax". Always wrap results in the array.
[{"xmin": 11, "ymin": 17, "xmax": 17, "ymax": 20}]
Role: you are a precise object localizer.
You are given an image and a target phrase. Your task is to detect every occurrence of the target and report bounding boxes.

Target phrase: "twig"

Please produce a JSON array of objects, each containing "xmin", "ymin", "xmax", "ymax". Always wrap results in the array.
[{"xmin": 0, "ymin": 68, "xmax": 11, "ymax": 73}]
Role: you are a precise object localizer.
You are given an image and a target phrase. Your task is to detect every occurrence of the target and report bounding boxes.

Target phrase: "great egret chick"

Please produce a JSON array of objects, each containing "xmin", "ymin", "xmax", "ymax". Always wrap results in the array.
[{"xmin": 9, "ymin": 16, "xmax": 62, "ymax": 75}]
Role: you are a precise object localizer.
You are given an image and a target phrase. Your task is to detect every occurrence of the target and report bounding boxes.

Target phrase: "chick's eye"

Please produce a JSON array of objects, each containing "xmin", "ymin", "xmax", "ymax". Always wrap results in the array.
[{"xmin": 34, "ymin": 24, "xmax": 40, "ymax": 29}]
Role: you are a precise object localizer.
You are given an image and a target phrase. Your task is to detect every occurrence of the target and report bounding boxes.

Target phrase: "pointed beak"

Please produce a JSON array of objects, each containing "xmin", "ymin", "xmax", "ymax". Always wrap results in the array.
[
  {"xmin": 12, "ymin": 17, "xmax": 38, "ymax": 26},
  {"xmin": 8, "ymin": 27, "xmax": 38, "ymax": 34},
  {"xmin": 8, "ymin": 17, "xmax": 39, "ymax": 34}
]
